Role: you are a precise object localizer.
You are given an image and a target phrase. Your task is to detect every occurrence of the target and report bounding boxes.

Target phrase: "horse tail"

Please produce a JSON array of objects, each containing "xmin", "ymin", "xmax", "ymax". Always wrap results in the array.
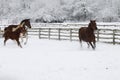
[
  {"xmin": 3, "ymin": 27, "xmax": 7, "ymax": 37},
  {"xmin": 79, "ymin": 28, "xmax": 83, "ymax": 48},
  {"xmin": 4, "ymin": 27, "xmax": 7, "ymax": 31},
  {"xmin": 3, "ymin": 31, "xmax": 6, "ymax": 37}
]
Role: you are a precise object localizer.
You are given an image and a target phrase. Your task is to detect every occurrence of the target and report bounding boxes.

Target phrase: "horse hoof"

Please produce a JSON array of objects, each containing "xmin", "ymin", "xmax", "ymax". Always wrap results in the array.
[
  {"xmin": 93, "ymin": 48, "xmax": 95, "ymax": 50},
  {"xmin": 24, "ymin": 43, "xmax": 27, "ymax": 45}
]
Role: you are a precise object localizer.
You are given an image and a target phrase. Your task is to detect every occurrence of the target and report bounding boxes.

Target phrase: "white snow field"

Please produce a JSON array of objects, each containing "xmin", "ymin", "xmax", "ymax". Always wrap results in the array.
[{"xmin": 0, "ymin": 38, "xmax": 120, "ymax": 80}]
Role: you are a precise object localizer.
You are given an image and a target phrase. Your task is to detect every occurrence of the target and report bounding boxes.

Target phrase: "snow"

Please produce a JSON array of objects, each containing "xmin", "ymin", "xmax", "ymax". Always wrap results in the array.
[{"xmin": 0, "ymin": 37, "xmax": 120, "ymax": 80}]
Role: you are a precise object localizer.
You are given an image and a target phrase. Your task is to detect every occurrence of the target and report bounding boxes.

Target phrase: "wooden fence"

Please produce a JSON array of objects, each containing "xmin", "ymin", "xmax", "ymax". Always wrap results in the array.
[
  {"xmin": 28, "ymin": 27, "xmax": 120, "ymax": 44},
  {"xmin": 95, "ymin": 29, "xmax": 120, "ymax": 44},
  {"xmin": 28, "ymin": 28, "xmax": 78, "ymax": 41},
  {"xmin": 0, "ymin": 23, "xmax": 120, "ymax": 44}
]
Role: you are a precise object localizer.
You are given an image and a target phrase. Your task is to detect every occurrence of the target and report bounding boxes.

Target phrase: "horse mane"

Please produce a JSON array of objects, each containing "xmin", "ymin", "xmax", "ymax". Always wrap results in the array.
[
  {"xmin": 20, "ymin": 19, "xmax": 30, "ymax": 24},
  {"xmin": 12, "ymin": 22, "xmax": 25, "ymax": 32},
  {"xmin": 88, "ymin": 22, "xmax": 92, "ymax": 29}
]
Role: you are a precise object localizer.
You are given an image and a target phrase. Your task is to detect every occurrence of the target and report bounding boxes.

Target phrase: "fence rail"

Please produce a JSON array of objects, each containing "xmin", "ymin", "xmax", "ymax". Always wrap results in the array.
[
  {"xmin": 28, "ymin": 28, "xmax": 78, "ymax": 41},
  {"xmin": 28, "ymin": 27, "xmax": 120, "ymax": 44}
]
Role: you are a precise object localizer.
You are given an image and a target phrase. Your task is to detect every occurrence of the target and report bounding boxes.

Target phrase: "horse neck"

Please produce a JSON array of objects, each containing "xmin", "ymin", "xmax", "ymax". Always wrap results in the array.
[
  {"xmin": 12, "ymin": 25, "xmax": 21, "ymax": 32},
  {"xmin": 12, "ymin": 22, "xmax": 25, "ymax": 32},
  {"xmin": 13, "ymin": 28, "xmax": 22, "ymax": 35},
  {"xmin": 86, "ymin": 25, "xmax": 94, "ymax": 34},
  {"xmin": 21, "ymin": 22, "xmax": 29, "ymax": 29},
  {"xmin": 20, "ymin": 22, "xmax": 27, "ymax": 30}
]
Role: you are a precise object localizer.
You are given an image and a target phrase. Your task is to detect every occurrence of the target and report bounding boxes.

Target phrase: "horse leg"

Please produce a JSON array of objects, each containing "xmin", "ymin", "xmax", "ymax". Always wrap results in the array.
[
  {"xmin": 93, "ymin": 41, "xmax": 96, "ymax": 48},
  {"xmin": 20, "ymin": 33, "xmax": 27, "ymax": 45},
  {"xmin": 16, "ymin": 39, "xmax": 22, "ymax": 48},
  {"xmin": 4, "ymin": 38, "xmax": 8, "ymax": 46},
  {"xmin": 79, "ymin": 29, "xmax": 82, "ymax": 47},
  {"xmin": 79, "ymin": 37, "xmax": 82, "ymax": 47},
  {"xmin": 20, "ymin": 33, "xmax": 24, "ymax": 43},
  {"xmin": 24, "ymin": 33, "xmax": 28, "ymax": 45},
  {"xmin": 21, "ymin": 36, "xmax": 23, "ymax": 43},
  {"xmin": 89, "ymin": 42, "xmax": 95, "ymax": 50},
  {"xmin": 93, "ymin": 35, "xmax": 96, "ymax": 48},
  {"xmin": 78, "ymin": 35, "xmax": 82, "ymax": 47},
  {"xmin": 87, "ymin": 42, "xmax": 90, "ymax": 48},
  {"xmin": 93, "ymin": 39, "xmax": 96, "ymax": 48}
]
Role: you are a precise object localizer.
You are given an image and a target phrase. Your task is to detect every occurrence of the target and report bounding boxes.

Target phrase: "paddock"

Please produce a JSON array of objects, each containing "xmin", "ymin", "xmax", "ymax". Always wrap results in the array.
[
  {"xmin": 0, "ymin": 23, "xmax": 120, "ymax": 80},
  {"xmin": 0, "ymin": 38, "xmax": 120, "ymax": 80}
]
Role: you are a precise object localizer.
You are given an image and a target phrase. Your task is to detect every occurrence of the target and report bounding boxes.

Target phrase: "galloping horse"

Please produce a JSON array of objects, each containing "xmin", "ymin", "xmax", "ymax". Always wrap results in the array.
[
  {"xmin": 3, "ymin": 19, "xmax": 32, "ymax": 48},
  {"xmin": 78, "ymin": 20, "xmax": 97, "ymax": 49}
]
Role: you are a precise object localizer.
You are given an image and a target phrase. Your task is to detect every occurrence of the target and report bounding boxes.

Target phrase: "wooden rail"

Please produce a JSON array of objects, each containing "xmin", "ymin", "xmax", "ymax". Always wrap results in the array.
[
  {"xmin": 28, "ymin": 27, "xmax": 120, "ymax": 44},
  {"xmin": 28, "ymin": 28, "xmax": 78, "ymax": 41}
]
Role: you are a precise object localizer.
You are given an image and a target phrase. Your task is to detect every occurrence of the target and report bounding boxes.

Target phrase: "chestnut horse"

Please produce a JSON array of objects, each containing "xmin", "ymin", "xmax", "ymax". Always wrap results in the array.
[
  {"xmin": 78, "ymin": 20, "xmax": 97, "ymax": 49},
  {"xmin": 3, "ymin": 19, "xmax": 31, "ymax": 48}
]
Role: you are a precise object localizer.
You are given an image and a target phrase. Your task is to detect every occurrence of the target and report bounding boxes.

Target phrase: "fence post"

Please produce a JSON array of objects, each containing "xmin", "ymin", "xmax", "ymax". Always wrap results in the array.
[
  {"xmin": 39, "ymin": 28, "xmax": 41, "ymax": 39},
  {"xmin": 113, "ymin": 29, "xmax": 116, "ymax": 45},
  {"xmin": 0, "ymin": 27, "xmax": 1, "ymax": 38},
  {"xmin": 70, "ymin": 29, "xmax": 72, "ymax": 41},
  {"xmin": 48, "ymin": 28, "xmax": 51, "ymax": 40},
  {"xmin": 58, "ymin": 28, "xmax": 61, "ymax": 40}
]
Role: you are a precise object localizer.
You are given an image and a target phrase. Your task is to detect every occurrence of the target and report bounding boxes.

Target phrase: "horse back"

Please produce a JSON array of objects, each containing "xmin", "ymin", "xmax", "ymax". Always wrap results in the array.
[
  {"xmin": 3, "ymin": 25, "xmax": 18, "ymax": 37},
  {"xmin": 4, "ymin": 25, "xmax": 18, "ymax": 31},
  {"xmin": 79, "ymin": 27, "xmax": 87, "ymax": 36}
]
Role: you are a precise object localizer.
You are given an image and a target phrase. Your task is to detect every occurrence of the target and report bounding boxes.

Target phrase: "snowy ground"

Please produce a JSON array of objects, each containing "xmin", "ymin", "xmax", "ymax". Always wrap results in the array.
[{"xmin": 0, "ymin": 38, "xmax": 120, "ymax": 80}]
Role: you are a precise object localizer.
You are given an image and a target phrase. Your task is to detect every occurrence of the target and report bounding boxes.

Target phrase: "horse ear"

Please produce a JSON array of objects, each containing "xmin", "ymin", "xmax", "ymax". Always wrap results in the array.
[
  {"xmin": 27, "ymin": 19, "xmax": 30, "ymax": 21},
  {"xmin": 93, "ymin": 20, "xmax": 96, "ymax": 23},
  {"xmin": 24, "ymin": 19, "xmax": 30, "ymax": 21},
  {"xmin": 90, "ymin": 20, "xmax": 92, "ymax": 22},
  {"xmin": 90, "ymin": 20, "xmax": 96, "ymax": 23}
]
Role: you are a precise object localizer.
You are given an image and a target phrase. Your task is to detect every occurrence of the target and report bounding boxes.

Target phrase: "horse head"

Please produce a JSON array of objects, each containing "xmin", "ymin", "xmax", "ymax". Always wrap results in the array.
[
  {"xmin": 89, "ymin": 20, "xmax": 97, "ymax": 30},
  {"xmin": 20, "ymin": 19, "xmax": 32, "ymax": 29}
]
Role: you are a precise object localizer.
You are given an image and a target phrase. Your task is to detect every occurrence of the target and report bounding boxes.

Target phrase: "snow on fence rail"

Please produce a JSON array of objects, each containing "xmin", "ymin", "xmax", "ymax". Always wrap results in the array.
[{"xmin": 0, "ymin": 23, "xmax": 120, "ymax": 44}]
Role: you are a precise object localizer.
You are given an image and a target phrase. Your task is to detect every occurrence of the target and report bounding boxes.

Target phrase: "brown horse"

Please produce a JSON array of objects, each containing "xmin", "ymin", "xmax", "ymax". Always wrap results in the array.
[
  {"xmin": 78, "ymin": 20, "xmax": 97, "ymax": 49},
  {"xmin": 3, "ymin": 19, "xmax": 31, "ymax": 48}
]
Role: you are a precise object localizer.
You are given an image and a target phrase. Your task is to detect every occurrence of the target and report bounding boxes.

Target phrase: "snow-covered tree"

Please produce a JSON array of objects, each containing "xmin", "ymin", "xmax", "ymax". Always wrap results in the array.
[{"xmin": 0, "ymin": 0, "xmax": 120, "ymax": 22}]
